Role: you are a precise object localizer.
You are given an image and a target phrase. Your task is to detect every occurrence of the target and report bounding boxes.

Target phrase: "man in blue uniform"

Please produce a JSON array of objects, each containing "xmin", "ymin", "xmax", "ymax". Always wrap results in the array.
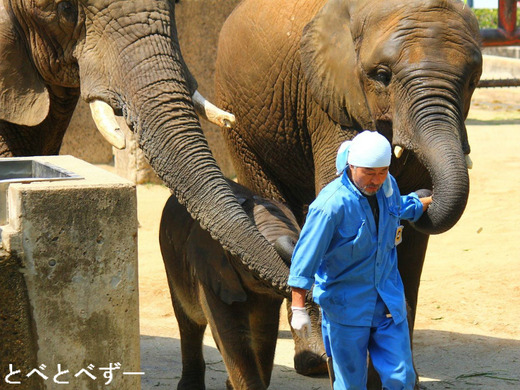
[{"xmin": 289, "ymin": 131, "xmax": 432, "ymax": 390}]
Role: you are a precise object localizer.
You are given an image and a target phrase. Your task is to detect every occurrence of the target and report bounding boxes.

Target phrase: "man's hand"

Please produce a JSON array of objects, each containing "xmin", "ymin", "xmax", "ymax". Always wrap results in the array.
[
  {"xmin": 291, "ymin": 287, "xmax": 312, "ymax": 339},
  {"xmin": 291, "ymin": 306, "xmax": 312, "ymax": 340},
  {"xmin": 415, "ymin": 189, "xmax": 433, "ymax": 212},
  {"xmin": 419, "ymin": 196, "xmax": 432, "ymax": 211}
]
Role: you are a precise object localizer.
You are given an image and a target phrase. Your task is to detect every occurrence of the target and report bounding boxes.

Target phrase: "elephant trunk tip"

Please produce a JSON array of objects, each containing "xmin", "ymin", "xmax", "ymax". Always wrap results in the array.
[{"xmin": 412, "ymin": 190, "xmax": 468, "ymax": 235}]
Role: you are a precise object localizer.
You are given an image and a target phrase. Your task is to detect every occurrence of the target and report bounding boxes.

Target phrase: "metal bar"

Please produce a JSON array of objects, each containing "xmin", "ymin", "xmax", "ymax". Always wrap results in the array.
[{"xmin": 477, "ymin": 78, "xmax": 520, "ymax": 87}]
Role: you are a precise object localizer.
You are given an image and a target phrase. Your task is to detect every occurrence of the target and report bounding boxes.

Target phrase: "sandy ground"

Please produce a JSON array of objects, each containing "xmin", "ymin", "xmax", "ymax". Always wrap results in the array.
[{"xmin": 130, "ymin": 86, "xmax": 520, "ymax": 389}]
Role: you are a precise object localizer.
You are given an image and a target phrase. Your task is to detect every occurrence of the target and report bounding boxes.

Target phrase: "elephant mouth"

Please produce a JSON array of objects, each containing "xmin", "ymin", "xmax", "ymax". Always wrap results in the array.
[{"xmin": 373, "ymin": 120, "xmax": 422, "ymax": 190}]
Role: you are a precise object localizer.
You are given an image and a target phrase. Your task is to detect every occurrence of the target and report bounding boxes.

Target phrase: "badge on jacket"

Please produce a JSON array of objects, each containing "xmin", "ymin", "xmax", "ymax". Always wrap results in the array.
[{"xmin": 395, "ymin": 225, "xmax": 404, "ymax": 245}]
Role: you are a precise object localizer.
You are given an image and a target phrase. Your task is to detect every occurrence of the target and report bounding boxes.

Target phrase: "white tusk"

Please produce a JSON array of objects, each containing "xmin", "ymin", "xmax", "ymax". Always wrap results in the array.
[
  {"xmin": 465, "ymin": 154, "xmax": 473, "ymax": 169},
  {"xmin": 394, "ymin": 145, "xmax": 404, "ymax": 159},
  {"xmin": 192, "ymin": 90, "xmax": 236, "ymax": 129},
  {"xmin": 89, "ymin": 100, "xmax": 126, "ymax": 150}
]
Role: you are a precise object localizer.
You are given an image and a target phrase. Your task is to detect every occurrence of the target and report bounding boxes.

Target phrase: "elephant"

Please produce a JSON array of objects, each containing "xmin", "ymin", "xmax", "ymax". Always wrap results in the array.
[
  {"xmin": 0, "ymin": 0, "xmax": 294, "ymax": 306},
  {"xmin": 159, "ymin": 178, "xmax": 308, "ymax": 390},
  {"xmin": 214, "ymin": 0, "xmax": 482, "ymax": 386}
]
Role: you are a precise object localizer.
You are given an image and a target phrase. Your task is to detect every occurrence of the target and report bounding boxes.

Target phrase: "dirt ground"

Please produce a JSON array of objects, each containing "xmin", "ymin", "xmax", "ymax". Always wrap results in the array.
[{"xmin": 130, "ymin": 86, "xmax": 520, "ymax": 389}]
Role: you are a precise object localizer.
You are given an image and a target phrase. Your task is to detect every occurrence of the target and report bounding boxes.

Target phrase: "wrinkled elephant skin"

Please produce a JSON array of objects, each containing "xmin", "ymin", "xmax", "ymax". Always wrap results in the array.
[{"xmin": 215, "ymin": 0, "xmax": 482, "ymax": 385}]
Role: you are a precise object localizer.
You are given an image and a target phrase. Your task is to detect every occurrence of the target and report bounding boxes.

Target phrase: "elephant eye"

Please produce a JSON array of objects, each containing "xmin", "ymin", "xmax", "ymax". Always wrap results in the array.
[
  {"xmin": 57, "ymin": 1, "xmax": 78, "ymax": 25},
  {"xmin": 374, "ymin": 67, "xmax": 392, "ymax": 86},
  {"xmin": 468, "ymin": 76, "xmax": 479, "ymax": 91}
]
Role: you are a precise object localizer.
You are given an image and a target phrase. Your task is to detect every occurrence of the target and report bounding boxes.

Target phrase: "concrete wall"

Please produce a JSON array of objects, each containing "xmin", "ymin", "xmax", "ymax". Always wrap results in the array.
[
  {"xmin": 483, "ymin": 46, "xmax": 520, "ymax": 59},
  {"xmin": 482, "ymin": 54, "xmax": 520, "ymax": 79},
  {"xmin": 61, "ymin": 0, "xmax": 240, "ymax": 181},
  {"xmin": 0, "ymin": 156, "xmax": 140, "ymax": 389}
]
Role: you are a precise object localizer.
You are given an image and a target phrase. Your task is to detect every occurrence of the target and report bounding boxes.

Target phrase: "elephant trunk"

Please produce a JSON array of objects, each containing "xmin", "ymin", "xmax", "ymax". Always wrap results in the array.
[
  {"xmin": 80, "ymin": 4, "xmax": 291, "ymax": 297},
  {"xmin": 134, "ymin": 65, "xmax": 291, "ymax": 297},
  {"xmin": 411, "ymin": 118, "xmax": 469, "ymax": 235}
]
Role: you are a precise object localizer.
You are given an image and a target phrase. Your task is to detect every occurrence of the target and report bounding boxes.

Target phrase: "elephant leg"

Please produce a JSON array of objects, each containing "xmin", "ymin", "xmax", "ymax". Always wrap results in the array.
[
  {"xmin": 248, "ymin": 293, "xmax": 283, "ymax": 387},
  {"xmin": 397, "ymin": 223, "xmax": 430, "ymax": 390},
  {"xmin": 168, "ymin": 280, "xmax": 207, "ymax": 390},
  {"xmin": 177, "ymin": 315, "xmax": 207, "ymax": 390},
  {"xmin": 398, "ymin": 222, "xmax": 430, "ymax": 330},
  {"xmin": 366, "ymin": 358, "xmax": 382, "ymax": 390},
  {"xmin": 199, "ymin": 286, "xmax": 267, "ymax": 390}
]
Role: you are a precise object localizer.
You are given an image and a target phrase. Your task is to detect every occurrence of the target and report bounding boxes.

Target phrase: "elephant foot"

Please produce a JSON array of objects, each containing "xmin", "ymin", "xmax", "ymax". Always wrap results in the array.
[
  {"xmin": 294, "ymin": 351, "xmax": 328, "ymax": 376},
  {"xmin": 178, "ymin": 375, "xmax": 205, "ymax": 390},
  {"xmin": 366, "ymin": 376, "xmax": 382, "ymax": 390},
  {"xmin": 226, "ymin": 377, "xmax": 269, "ymax": 390}
]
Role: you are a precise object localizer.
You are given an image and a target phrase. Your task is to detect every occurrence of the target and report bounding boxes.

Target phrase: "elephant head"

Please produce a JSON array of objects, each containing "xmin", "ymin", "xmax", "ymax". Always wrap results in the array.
[
  {"xmin": 300, "ymin": 0, "xmax": 482, "ymax": 234},
  {"xmin": 0, "ymin": 0, "xmax": 290, "ymax": 294}
]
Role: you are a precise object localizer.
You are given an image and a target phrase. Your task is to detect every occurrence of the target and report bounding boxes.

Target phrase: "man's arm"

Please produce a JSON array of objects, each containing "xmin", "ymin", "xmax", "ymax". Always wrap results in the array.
[
  {"xmin": 291, "ymin": 287, "xmax": 307, "ymax": 308},
  {"xmin": 400, "ymin": 190, "xmax": 432, "ymax": 221},
  {"xmin": 288, "ymin": 207, "xmax": 336, "ymax": 340},
  {"xmin": 288, "ymin": 207, "xmax": 336, "ymax": 291}
]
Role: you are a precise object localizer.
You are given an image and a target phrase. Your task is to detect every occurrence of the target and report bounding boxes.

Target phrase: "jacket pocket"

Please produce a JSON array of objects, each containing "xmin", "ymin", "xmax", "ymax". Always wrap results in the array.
[{"xmin": 352, "ymin": 220, "xmax": 373, "ymax": 259}]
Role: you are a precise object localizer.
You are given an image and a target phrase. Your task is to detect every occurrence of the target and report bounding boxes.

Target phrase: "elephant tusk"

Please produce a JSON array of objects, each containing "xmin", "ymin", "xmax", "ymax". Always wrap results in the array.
[
  {"xmin": 394, "ymin": 145, "xmax": 404, "ymax": 159},
  {"xmin": 465, "ymin": 154, "xmax": 473, "ymax": 169},
  {"xmin": 89, "ymin": 100, "xmax": 126, "ymax": 150},
  {"xmin": 192, "ymin": 90, "xmax": 236, "ymax": 129}
]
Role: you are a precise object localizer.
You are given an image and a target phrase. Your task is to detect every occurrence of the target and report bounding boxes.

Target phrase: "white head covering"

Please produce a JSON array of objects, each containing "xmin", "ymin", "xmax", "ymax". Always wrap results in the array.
[{"xmin": 335, "ymin": 131, "xmax": 393, "ymax": 197}]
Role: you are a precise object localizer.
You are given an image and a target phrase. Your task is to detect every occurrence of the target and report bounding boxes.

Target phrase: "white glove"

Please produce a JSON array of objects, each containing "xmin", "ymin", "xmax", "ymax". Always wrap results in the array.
[{"xmin": 291, "ymin": 306, "xmax": 312, "ymax": 340}]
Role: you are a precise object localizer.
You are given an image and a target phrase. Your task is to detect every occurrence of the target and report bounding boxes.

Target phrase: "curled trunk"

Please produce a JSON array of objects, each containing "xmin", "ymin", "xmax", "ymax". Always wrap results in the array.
[{"xmin": 411, "ymin": 121, "xmax": 469, "ymax": 235}]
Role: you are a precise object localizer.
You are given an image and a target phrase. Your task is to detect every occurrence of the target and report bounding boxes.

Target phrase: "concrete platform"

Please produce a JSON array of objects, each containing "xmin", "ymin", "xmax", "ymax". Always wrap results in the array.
[{"xmin": 0, "ymin": 156, "xmax": 140, "ymax": 390}]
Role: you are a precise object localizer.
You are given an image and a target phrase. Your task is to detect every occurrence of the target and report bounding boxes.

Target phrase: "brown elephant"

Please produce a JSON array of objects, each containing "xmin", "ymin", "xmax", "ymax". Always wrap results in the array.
[
  {"xmin": 159, "ymin": 179, "xmax": 304, "ymax": 390},
  {"xmin": 0, "ymin": 0, "xmax": 292, "ymax": 300},
  {"xmin": 214, "ymin": 0, "xmax": 482, "ymax": 386}
]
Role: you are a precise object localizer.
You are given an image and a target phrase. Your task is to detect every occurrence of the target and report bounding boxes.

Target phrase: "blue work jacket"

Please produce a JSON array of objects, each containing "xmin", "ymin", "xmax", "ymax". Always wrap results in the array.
[{"xmin": 288, "ymin": 170, "xmax": 424, "ymax": 326}]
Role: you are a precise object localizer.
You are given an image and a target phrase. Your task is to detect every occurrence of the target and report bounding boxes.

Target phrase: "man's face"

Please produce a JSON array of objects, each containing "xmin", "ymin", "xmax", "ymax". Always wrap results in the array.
[{"xmin": 349, "ymin": 166, "xmax": 389, "ymax": 196}]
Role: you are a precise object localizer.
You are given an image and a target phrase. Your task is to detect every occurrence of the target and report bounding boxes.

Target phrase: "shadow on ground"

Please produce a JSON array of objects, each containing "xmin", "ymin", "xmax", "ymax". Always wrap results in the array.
[
  {"xmin": 414, "ymin": 329, "xmax": 520, "ymax": 389},
  {"xmin": 140, "ymin": 334, "xmax": 330, "ymax": 390},
  {"xmin": 140, "ymin": 330, "xmax": 520, "ymax": 389}
]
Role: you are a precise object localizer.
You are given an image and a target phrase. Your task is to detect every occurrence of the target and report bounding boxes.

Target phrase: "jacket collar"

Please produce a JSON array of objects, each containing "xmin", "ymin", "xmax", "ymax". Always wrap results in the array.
[{"xmin": 341, "ymin": 168, "xmax": 363, "ymax": 199}]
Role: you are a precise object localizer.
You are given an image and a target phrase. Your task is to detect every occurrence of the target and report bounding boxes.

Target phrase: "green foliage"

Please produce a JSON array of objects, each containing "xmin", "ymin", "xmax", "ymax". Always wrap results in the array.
[
  {"xmin": 470, "ymin": 8, "xmax": 520, "ymax": 29},
  {"xmin": 473, "ymin": 9, "xmax": 498, "ymax": 28}
]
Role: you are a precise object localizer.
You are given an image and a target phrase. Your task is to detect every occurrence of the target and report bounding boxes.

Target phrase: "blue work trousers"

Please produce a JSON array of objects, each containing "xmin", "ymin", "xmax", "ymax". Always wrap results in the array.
[{"xmin": 321, "ymin": 296, "xmax": 416, "ymax": 390}]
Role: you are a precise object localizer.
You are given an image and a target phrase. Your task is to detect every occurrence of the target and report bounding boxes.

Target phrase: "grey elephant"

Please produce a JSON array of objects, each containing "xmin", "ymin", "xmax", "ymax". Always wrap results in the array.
[
  {"xmin": 214, "ymin": 0, "xmax": 482, "ymax": 385},
  {"xmin": 0, "ymin": 0, "xmax": 292, "ymax": 302},
  {"xmin": 160, "ymin": 179, "xmax": 304, "ymax": 390}
]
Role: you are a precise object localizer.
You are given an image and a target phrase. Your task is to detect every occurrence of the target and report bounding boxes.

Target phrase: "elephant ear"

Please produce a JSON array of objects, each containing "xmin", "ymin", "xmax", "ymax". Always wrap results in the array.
[
  {"xmin": 300, "ymin": 0, "xmax": 373, "ymax": 129},
  {"xmin": 0, "ymin": 6, "xmax": 49, "ymax": 126}
]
